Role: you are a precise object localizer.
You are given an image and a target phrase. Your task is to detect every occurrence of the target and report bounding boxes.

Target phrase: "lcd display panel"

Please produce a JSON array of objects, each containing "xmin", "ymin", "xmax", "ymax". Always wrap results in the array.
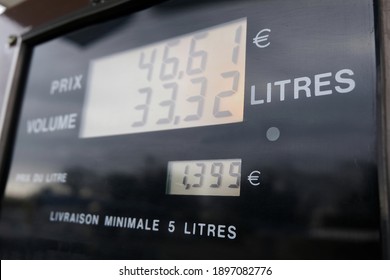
[
  {"xmin": 0, "ymin": 0, "xmax": 380, "ymax": 259},
  {"xmin": 167, "ymin": 159, "xmax": 241, "ymax": 196},
  {"xmin": 81, "ymin": 19, "xmax": 246, "ymax": 137}
]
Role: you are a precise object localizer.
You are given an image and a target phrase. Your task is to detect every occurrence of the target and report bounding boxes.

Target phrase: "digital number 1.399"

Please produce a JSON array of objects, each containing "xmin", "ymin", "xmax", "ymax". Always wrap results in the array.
[{"xmin": 167, "ymin": 159, "xmax": 242, "ymax": 196}]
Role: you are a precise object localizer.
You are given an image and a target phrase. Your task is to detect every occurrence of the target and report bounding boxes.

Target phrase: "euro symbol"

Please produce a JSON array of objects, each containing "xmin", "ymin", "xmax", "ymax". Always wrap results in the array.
[
  {"xmin": 253, "ymin": 29, "xmax": 271, "ymax": 48},
  {"xmin": 248, "ymin": 170, "xmax": 261, "ymax": 186}
]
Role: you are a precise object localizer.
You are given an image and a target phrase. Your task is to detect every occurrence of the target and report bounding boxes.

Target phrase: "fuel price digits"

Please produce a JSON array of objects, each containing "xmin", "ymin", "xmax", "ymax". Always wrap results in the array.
[
  {"xmin": 133, "ymin": 20, "xmax": 244, "ymax": 131},
  {"xmin": 167, "ymin": 159, "xmax": 242, "ymax": 196},
  {"xmin": 82, "ymin": 19, "xmax": 247, "ymax": 138}
]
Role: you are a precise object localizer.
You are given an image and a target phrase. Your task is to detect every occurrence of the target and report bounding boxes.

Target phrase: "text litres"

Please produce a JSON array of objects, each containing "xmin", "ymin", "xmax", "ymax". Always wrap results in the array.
[
  {"xmin": 27, "ymin": 113, "xmax": 77, "ymax": 134},
  {"xmin": 251, "ymin": 68, "xmax": 356, "ymax": 105},
  {"xmin": 50, "ymin": 75, "xmax": 83, "ymax": 95}
]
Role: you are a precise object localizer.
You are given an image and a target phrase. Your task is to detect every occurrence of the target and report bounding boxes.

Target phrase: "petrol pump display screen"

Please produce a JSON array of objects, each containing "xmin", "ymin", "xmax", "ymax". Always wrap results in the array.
[{"xmin": 0, "ymin": 0, "xmax": 380, "ymax": 259}]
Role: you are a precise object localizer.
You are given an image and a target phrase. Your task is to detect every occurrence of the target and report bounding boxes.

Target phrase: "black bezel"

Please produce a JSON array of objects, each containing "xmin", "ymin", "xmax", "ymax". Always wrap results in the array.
[{"xmin": 0, "ymin": 0, "xmax": 388, "ymax": 259}]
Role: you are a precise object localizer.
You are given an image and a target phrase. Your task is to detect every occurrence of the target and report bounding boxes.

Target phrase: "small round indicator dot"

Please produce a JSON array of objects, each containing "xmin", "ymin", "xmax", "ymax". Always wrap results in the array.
[{"xmin": 266, "ymin": 127, "xmax": 280, "ymax": 142}]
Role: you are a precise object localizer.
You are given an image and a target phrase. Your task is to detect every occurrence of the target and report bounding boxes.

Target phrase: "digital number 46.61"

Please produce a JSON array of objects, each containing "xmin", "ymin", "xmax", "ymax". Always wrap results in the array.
[{"xmin": 132, "ymin": 23, "xmax": 244, "ymax": 129}]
